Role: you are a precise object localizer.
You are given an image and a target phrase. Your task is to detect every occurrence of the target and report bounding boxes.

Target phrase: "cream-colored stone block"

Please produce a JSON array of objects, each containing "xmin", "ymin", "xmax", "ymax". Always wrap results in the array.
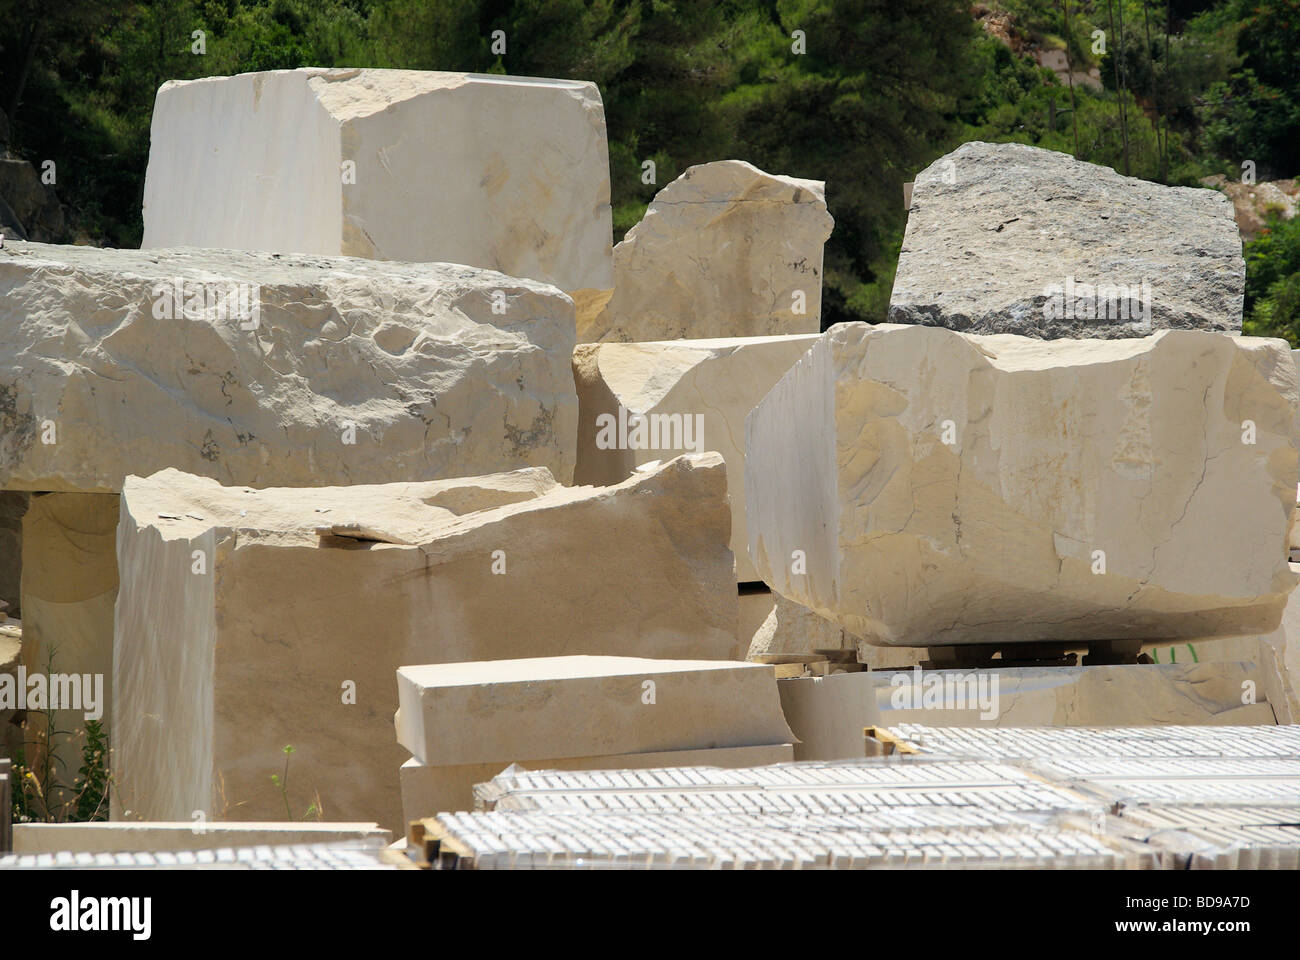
[
  {"xmin": 574, "ymin": 334, "xmax": 818, "ymax": 580},
  {"xmin": 779, "ymin": 662, "xmax": 1283, "ymax": 762},
  {"xmin": 582, "ymin": 161, "xmax": 832, "ymax": 342},
  {"xmin": 113, "ymin": 456, "xmax": 738, "ymax": 830},
  {"xmin": 142, "ymin": 69, "xmax": 613, "ymax": 320},
  {"xmin": 399, "ymin": 744, "xmax": 794, "ymax": 820},
  {"xmin": 0, "ymin": 242, "xmax": 577, "ymax": 492},
  {"xmin": 747, "ymin": 323, "xmax": 1299, "ymax": 647},
  {"xmin": 395, "ymin": 655, "xmax": 792, "ymax": 766}
]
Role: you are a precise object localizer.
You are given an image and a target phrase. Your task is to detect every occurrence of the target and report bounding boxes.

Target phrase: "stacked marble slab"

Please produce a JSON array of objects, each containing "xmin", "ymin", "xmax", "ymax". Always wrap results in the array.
[{"xmin": 408, "ymin": 723, "xmax": 1300, "ymax": 870}]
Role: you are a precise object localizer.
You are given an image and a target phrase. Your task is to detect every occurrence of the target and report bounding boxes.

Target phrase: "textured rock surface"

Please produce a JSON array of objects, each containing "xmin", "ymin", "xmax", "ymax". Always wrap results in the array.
[
  {"xmin": 400, "ymin": 744, "xmax": 794, "ymax": 820},
  {"xmin": 746, "ymin": 592, "xmax": 855, "ymax": 659},
  {"xmin": 1186, "ymin": 562, "xmax": 1300, "ymax": 724},
  {"xmin": 581, "ymin": 161, "xmax": 833, "ymax": 342},
  {"xmin": 395, "ymin": 656, "xmax": 793, "ymax": 766},
  {"xmin": 113, "ymin": 456, "xmax": 737, "ymax": 828},
  {"xmin": 890, "ymin": 142, "xmax": 1245, "ymax": 338},
  {"xmin": 574, "ymin": 334, "xmax": 818, "ymax": 579},
  {"xmin": 0, "ymin": 159, "xmax": 65, "ymax": 242},
  {"xmin": 746, "ymin": 323, "xmax": 1299, "ymax": 647},
  {"xmin": 142, "ymin": 69, "xmax": 613, "ymax": 323},
  {"xmin": 0, "ymin": 241, "xmax": 577, "ymax": 492}
]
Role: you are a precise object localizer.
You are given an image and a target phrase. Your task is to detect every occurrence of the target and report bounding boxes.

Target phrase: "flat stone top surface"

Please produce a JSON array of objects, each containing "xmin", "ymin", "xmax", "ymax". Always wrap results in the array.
[
  {"xmin": 125, "ymin": 466, "xmax": 559, "ymax": 544},
  {"xmin": 161, "ymin": 68, "xmax": 600, "ymax": 122},
  {"xmin": 0, "ymin": 240, "xmax": 563, "ymax": 299},
  {"xmin": 398, "ymin": 655, "xmax": 772, "ymax": 687},
  {"xmin": 831, "ymin": 322, "xmax": 1283, "ymax": 369},
  {"xmin": 126, "ymin": 453, "xmax": 721, "ymax": 547}
]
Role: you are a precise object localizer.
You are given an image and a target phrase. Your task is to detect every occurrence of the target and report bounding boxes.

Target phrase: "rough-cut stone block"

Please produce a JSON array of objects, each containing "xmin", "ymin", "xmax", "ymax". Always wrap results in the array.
[
  {"xmin": 113, "ymin": 455, "xmax": 737, "ymax": 829},
  {"xmin": 395, "ymin": 656, "xmax": 793, "ymax": 766},
  {"xmin": 574, "ymin": 334, "xmax": 818, "ymax": 579},
  {"xmin": 581, "ymin": 161, "xmax": 833, "ymax": 342},
  {"xmin": 400, "ymin": 744, "xmax": 795, "ymax": 820},
  {"xmin": 142, "ymin": 69, "xmax": 613, "ymax": 324},
  {"xmin": 890, "ymin": 142, "xmax": 1245, "ymax": 338},
  {"xmin": 0, "ymin": 241, "xmax": 577, "ymax": 493},
  {"xmin": 746, "ymin": 323, "xmax": 1298, "ymax": 647}
]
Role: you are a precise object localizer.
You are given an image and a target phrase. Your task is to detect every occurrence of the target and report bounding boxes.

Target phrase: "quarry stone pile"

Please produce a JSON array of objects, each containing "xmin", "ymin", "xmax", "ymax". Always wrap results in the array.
[
  {"xmin": 5, "ymin": 59, "xmax": 1298, "ymax": 870},
  {"xmin": 746, "ymin": 322, "xmax": 1299, "ymax": 648},
  {"xmin": 0, "ymin": 242, "xmax": 578, "ymax": 493},
  {"xmin": 142, "ymin": 68, "xmax": 614, "ymax": 327},
  {"xmin": 890, "ymin": 142, "xmax": 1245, "ymax": 338},
  {"xmin": 112, "ymin": 456, "xmax": 737, "ymax": 828},
  {"xmin": 574, "ymin": 333, "xmax": 819, "ymax": 581},
  {"xmin": 581, "ymin": 161, "xmax": 833, "ymax": 342}
]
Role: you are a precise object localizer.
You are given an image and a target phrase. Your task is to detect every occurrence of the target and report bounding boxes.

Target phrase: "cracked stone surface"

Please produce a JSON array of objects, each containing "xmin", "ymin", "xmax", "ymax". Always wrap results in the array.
[
  {"xmin": 889, "ymin": 142, "xmax": 1244, "ymax": 338},
  {"xmin": 573, "ymin": 333, "xmax": 819, "ymax": 580},
  {"xmin": 0, "ymin": 241, "xmax": 577, "ymax": 492},
  {"xmin": 113, "ymin": 455, "xmax": 738, "ymax": 828},
  {"xmin": 581, "ymin": 160, "xmax": 833, "ymax": 342},
  {"xmin": 745, "ymin": 322, "xmax": 1298, "ymax": 647},
  {"xmin": 142, "ymin": 68, "xmax": 613, "ymax": 326}
]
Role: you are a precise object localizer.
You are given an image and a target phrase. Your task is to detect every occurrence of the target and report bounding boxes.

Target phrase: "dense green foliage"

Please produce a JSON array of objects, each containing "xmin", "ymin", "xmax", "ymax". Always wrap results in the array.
[
  {"xmin": 1, "ymin": 0, "xmax": 1297, "ymax": 330},
  {"xmin": 1244, "ymin": 215, "xmax": 1300, "ymax": 343}
]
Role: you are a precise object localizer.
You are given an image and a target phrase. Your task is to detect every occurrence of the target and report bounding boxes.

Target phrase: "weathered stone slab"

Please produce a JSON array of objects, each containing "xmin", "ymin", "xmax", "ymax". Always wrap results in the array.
[
  {"xmin": 395, "ymin": 656, "xmax": 793, "ymax": 766},
  {"xmin": 780, "ymin": 662, "xmax": 1283, "ymax": 761},
  {"xmin": 890, "ymin": 142, "xmax": 1244, "ymax": 338},
  {"xmin": 113, "ymin": 455, "xmax": 737, "ymax": 829},
  {"xmin": 746, "ymin": 323, "xmax": 1298, "ymax": 647},
  {"xmin": 0, "ymin": 241, "xmax": 577, "ymax": 493},
  {"xmin": 143, "ymin": 69, "xmax": 613, "ymax": 324},
  {"xmin": 581, "ymin": 161, "xmax": 832, "ymax": 342},
  {"xmin": 574, "ymin": 334, "xmax": 818, "ymax": 579},
  {"xmin": 14, "ymin": 821, "xmax": 390, "ymax": 854},
  {"xmin": 400, "ymin": 744, "xmax": 795, "ymax": 820}
]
